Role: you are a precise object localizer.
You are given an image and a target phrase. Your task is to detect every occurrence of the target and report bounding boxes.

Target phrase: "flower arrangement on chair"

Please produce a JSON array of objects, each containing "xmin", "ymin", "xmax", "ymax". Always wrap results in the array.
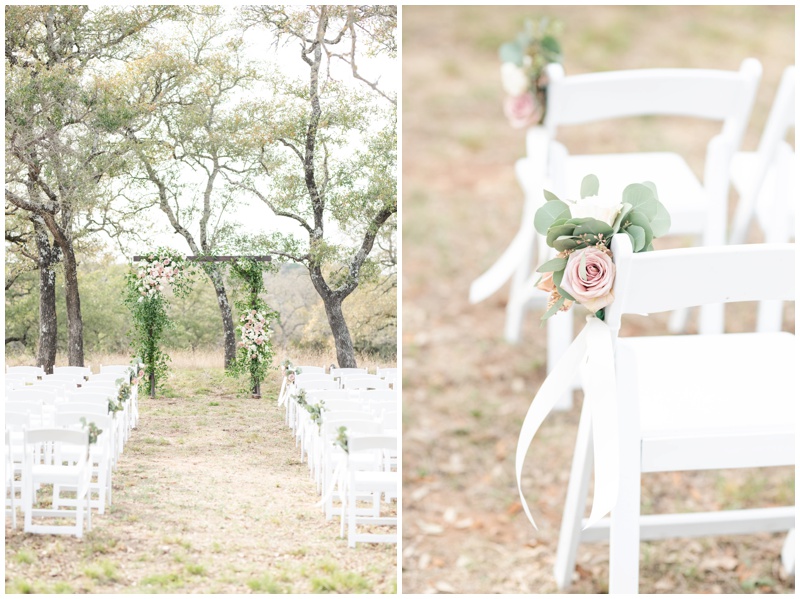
[
  {"xmin": 534, "ymin": 174, "xmax": 671, "ymax": 321},
  {"xmin": 499, "ymin": 17, "xmax": 562, "ymax": 128}
]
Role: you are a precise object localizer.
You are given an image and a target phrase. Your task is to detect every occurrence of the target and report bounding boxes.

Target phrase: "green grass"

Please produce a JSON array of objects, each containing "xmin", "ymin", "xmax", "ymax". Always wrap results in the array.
[
  {"xmin": 83, "ymin": 559, "xmax": 120, "ymax": 583},
  {"xmin": 186, "ymin": 563, "xmax": 207, "ymax": 576},
  {"xmin": 247, "ymin": 574, "xmax": 288, "ymax": 593},
  {"xmin": 310, "ymin": 570, "xmax": 371, "ymax": 594},
  {"xmin": 14, "ymin": 549, "xmax": 36, "ymax": 565},
  {"xmin": 140, "ymin": 571, "xmax": 185, "ymax": 591}
]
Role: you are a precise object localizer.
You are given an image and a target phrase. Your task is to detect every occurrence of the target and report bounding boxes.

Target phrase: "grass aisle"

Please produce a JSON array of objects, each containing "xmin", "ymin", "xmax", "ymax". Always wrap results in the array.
[{"xmin": 5, "ymin": 367, "xmax": 396, "ymax": 594}]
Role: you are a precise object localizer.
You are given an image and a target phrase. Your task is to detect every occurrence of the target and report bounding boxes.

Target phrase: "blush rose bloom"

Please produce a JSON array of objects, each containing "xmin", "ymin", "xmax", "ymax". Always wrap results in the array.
[
  {"xmin": 504, "ymin": 92, "xmax": 540, "ymax": 129},
  {"xmin": 560, "ymin": 246, "xmax": 616, "ymax": 313},
  {"xmin": 568, "ymin": 195, "xmax": 623, "ymax": 227},
  {"xmin": 500, "ymin": 62, "xmax": 529, "ymax": 96}
]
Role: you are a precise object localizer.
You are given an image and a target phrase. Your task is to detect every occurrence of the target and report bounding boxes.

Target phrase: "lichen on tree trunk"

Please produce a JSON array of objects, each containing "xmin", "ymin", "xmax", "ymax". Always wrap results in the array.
[{"xmin": 33, "ymin": 217, "xmax": 59, "ymax": 374}]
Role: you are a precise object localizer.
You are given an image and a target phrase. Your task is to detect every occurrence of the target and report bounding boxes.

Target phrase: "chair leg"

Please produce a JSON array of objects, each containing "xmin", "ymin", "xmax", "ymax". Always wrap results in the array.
[
  {"xmin": 667, "ymin": 307, "xmax": 690, "ymax": 334},
  {"xmin": 608, "ymin": 455, "xmax": 642, "ymax": 593},
  {"xmin": 782, "ymin": 529, "xmax": 795, "ymax": 577},
  {"xmin": 348, "ymin": 482, "xmax": 357, "ymax": 548},
  {"xmin": 554, "ymin": 399, "xmax": 594, "ymax": 589}
]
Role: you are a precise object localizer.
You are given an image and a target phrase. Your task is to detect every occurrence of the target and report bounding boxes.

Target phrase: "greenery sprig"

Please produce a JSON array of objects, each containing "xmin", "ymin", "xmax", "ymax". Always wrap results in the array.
[
  {"xmin": 534, "ymin": 174, "xmax": 670, "ymax": 321},
  {"xmin": 80, "ymin": 417, "xmax": 102, "ymax": 446},
  {"xmin": 334, "ymin": 425, "xmax": 349, "ymax": 453},
  {"xmin": 499, "ymin": 17, "xmax": 563, "ymax": 127}
]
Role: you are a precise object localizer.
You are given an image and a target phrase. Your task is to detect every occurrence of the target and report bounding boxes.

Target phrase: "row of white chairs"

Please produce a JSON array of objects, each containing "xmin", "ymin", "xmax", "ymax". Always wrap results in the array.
[
  {"xmin": 279, "ymin": 365, "xmax": 399, "ymax": 547},
  {"xmin": 5, "ymin": 363, "xmax": 141, "ymax": 537}
]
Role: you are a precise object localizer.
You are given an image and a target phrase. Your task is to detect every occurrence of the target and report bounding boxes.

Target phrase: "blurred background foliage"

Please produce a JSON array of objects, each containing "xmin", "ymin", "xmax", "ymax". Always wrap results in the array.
[{"xmin": 5, "ymin": 254, "xmax": 396, "ymax": 362}]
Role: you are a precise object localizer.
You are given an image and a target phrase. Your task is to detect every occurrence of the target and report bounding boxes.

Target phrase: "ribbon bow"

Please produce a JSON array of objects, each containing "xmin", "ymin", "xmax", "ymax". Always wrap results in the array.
[{"xmin": 515, "ymin": 315, "xmax": 619, "ymax": 530}]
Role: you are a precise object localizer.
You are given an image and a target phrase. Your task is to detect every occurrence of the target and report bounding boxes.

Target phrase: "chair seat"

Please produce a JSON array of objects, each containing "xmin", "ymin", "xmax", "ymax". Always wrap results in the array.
[
  {"xmin": 563, "ymin": 152, "xmax": 707, "ymax": 236},
  {"xmin": 619, "ymin": 332, "xmax": 795, "ymax": 472}
]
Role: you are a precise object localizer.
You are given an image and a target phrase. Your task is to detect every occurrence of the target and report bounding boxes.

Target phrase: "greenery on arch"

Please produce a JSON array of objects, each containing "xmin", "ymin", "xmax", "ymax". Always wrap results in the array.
[
  {"xmin": 227, "ymin": 258, "xmax": 278, "ymax": 398},
  {"xmin": 124, "ymin": 248, "xmax": 196, "ymax": 397}
]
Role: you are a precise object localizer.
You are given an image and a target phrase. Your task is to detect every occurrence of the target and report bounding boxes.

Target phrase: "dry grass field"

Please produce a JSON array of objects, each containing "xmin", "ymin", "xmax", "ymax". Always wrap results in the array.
[
  {"xmin": 401, "ymin": 5, "xmax": 794, "ymax": 594},
  {"xmin": 5, "ymin": 351, "xmax": 397, "ymax": 593}
]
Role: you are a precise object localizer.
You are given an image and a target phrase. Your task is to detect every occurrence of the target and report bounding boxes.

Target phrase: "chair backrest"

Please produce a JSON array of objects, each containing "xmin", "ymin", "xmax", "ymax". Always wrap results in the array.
[
  {"xmin": 605, "ymin": 234, "xmax": 795, "ymax": 336},
  {"xmin": 6, "ymin": 365, "xmax": 44, "ymax": 377},
  {"xmin": 323, "ymin": 400, "xmax": 365, "ymax": 413},
  {"xmin": 296, "ymin": 365, "xmax": 325, "ymax": 374},
  {"xmin": 729, "ymin": 65, "xmax": 796, "ymax": 245},
  {"xmin": 296, "ymin": 379, "xmax": 339, "ymax": 391},
  {"xmin": 376, "ymin": 367, "xmax": 397, "ymax": 378},
  {"xmin": 24, "ymin": 428, "xmax": 89, "ymax": 467},
  {"xmin": 359, "ymin": 389, "xmax": 397, "ymax": 402},
  {"xmin": 295, "ymin": 373, "xmax": 332, "ymax": 383},
  {"xmin": 544, "ymin": 58, "xmax": 762, "ymax": 152},
  {"xmin": 65, "ymin": 391, "xmax": 114, "ymax": 405},
  {"xmin": 88, "ymin": 372, "xmax": 125, "ymax": 385},
  {"xmin": 6, "ymin": 387, "xmax": 58, "ymax": 405},
  {"xmin": 348, "ymin": 434, "xmax": 397, "ymax": 454},
  {"xmin": 330, "ymin": 367, "xmax": 368, "ymax": 378},
  {"xmin": 306, "ymin": 389, "xmax": 352, "ymax": 402},
  {"xmin": 43, "ymin": 373, "xmax": 83, "ymax": 384},
  {"xmin": 322, "ymin": 418, "xmax": 382, "ymax": 441},
  {"xmin": 53, "ymin": 366, "xmax": 92, "ymax": 379},
  {"xmin": 342, "ymin": 376, "xmax": 390, "ymax": 390},
  {"xmin": 57, "ymin": 402, "xmax": 108, "ymax": 417}
]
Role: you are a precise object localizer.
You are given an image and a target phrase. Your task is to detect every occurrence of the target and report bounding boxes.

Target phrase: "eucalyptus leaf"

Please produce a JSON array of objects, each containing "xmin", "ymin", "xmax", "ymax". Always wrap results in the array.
[
  {"xmin": 534, "ymin": 199, "xmax": 571, "ymax": 235},
  {"xmin": 541, "ymin": 295, "xmax": 566, "ymax": 322},
  {"xmin": 612, "ymin": 203, "xmax": 633, "ymax": 235},
  {"xmin": 540, "ymin": 35, "xmax": 561, "ymax": 57},
  {"xmin": 626, "ymin": 211, "xmax": 653, "ymax": 248},
  {"xmin": 547, "ymin": 223, "xmax": 576, "ymax": 247},
  {"xmin": 543, "ymin": 189, "xmax": 562, "ymax": 202},
  {"xmin": 553, "ymin": 269, "xmax": 575, "ymax": 301},
  {"xmin": 622, "ymin": 183, "xmax": 657, "ymax": 219},
  {"xmin": 499, "ymin": 41, "xmax": 524, "ymax": 66},
  {"xmin": 573, "ymin": 218, "xmax": 613, "ymax": 239},
  {"xmin": 626, "ymin": 224, "xmax": 646, "ymax": 252},
  {"xmin": 536, "ymin": 256, "xmax": 567, "ymax": 273},
  {"xmin": 552, "ymin": 236, "xmax": 581, "ymax": 252},
  {"xmin": 641, "ymin": 180, "xmax": 659, "ymax": 200},
  {"xmin": 566, "ymin": 217, "xmax": 592, "ymax": 226},
  {"xmin": 649, "ymin": 199, "xmax": 671, "ymax": 238},
  {"xmin": 580, "ymin": 174, "xmax": 600, "ymax": 198}
]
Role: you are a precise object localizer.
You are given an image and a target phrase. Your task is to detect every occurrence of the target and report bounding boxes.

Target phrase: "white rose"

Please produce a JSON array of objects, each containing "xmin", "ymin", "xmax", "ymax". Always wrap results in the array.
[
  {"xmin": 568, "ymin": 195, "xmax": 623, "ymax": 227},
  {"xmin": 501, "ymin": 62, "xmax": 530, "ymax": 96}
]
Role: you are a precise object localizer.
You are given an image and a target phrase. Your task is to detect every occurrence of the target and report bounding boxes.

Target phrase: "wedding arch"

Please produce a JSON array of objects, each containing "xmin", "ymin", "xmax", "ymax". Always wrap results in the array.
[{"xmin": 126, "ymin": 250, "xmax": 274, "ymax": 398}]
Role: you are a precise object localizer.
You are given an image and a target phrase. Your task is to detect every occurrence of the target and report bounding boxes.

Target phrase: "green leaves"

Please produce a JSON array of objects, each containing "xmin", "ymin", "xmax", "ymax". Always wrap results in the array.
[
  {"xmin": 534, "ymin": 199, "xmax": 571, "ymax": 235},
  {"xmin": 580, "ymin": 174, "xmax": 599, "ymax": 199},
  {"xmin": 499, "ymin": 41, "xmax": 524, "ymax": 66}
]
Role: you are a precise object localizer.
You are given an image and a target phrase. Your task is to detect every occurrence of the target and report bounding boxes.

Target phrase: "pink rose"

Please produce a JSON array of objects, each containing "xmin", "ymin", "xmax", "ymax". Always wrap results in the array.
[
  {"xmin": 503, "ymin": 92, "xmax": 540, "ymax": 129},
  {"xmin": 560, "ymin": 246, "xmax": 616, "ymax": 313}
]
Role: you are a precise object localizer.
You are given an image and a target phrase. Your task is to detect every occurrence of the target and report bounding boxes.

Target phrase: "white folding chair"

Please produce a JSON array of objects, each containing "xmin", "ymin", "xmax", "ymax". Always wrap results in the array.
[
  {"xmin": 345, "ymin": 434, "xmax": 398, "ymax": 548},
  {"xmin": 472, "ymin": 59, "xmax": 763, "ymax": 409},
  {"xmin": 729, "ymin": 65, "xmax": 795, "ymax": 333},
  {"xmin": 22, "ymin": 428, "xmax": 93, "ymax": 538},
  {"xmin": 342, "ymin": 376, "xmax": 390, "ymax": 390},
  {"xmin": 53, "ymin": 412, "xmax": 114, "ymax": 514},
  {"xmin": 554, "ymin": 236, "xmax": 794, "ymax": 593}
]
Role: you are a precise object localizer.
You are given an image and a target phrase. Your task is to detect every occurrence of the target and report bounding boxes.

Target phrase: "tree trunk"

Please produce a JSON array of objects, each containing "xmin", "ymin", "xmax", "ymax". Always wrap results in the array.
[
  {"xmin": 61, "ymin": 242, "xmax": 84, "ymax": 366},
  {"xmin": 207, "ymin": 265, "xmax": 236, "ymax": 369},
  {"xmin": 33, "ymin": 218, "xmax": 59, "ymax": 373},
  {"xmin": 321, "ymin": 294, "xmax": 357, "ymax": 368}
]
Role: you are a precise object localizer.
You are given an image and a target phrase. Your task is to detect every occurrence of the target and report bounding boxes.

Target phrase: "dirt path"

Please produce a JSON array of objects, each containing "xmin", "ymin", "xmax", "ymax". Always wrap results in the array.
[{"xmin": 5, "ymin": 368, "xmax": 396, "ymax": 593}]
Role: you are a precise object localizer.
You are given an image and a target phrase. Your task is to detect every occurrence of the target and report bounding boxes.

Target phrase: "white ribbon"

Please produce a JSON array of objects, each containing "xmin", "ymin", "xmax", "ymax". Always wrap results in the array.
[{"xmin": 515, "ymin": 315, "xmax": 619, "ymax": 530}]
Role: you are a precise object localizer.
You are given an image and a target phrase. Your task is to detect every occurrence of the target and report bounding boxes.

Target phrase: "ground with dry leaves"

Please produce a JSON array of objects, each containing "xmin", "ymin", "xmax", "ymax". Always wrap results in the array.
[
  {"xmin": 5, "ymin": 356, "xmax": 396, "ymax": 594},
  {"xmin": 402, "ymin": 5, "xmax": 794, "ymax": 594}
]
